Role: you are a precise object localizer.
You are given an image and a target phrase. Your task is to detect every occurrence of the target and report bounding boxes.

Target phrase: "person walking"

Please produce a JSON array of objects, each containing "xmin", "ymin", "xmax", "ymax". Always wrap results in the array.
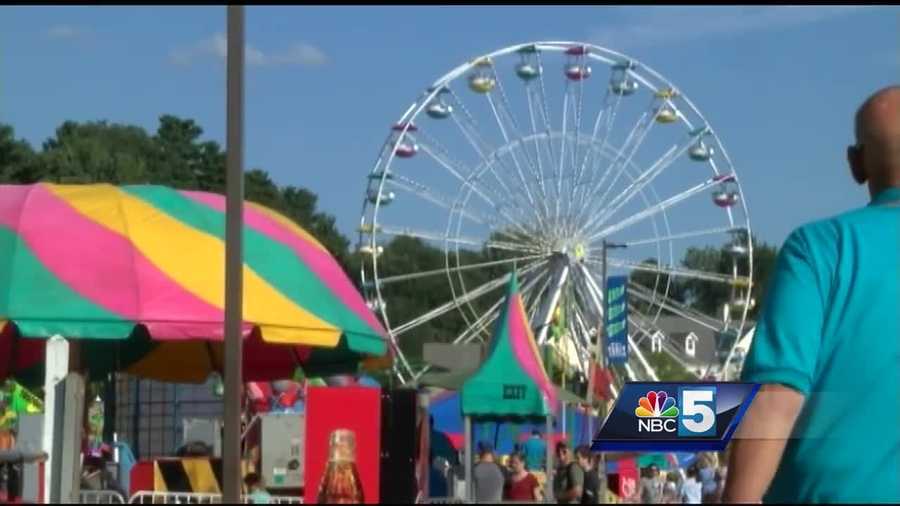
[
  {"xmin": 522, "ymin": 428, "xmax": 547, "ymax": 472},
  {"xmin": 724, "ymin": 85, "xmax": 900, "ymax": 503},
  {"xmin": 473, "ymin": 444, "xmax": 505, "ymax": 503},
  {"xmin": 553, "ymin": 442, "xmax": 585, "ymax": 504},
  {"xmin": 575, "ymin": 445, "xmax": 600, "ymax": 504},
  {"xmin": 662, "ymin": 473, "xmax": 680, "ymax": 504},
  {"xmin": 504, "ymin": 452, "xmax": 543, "ymax": 501},
  {"xmin": 697, "ymin": 458, "xmax": 717, "ymax": 504},
  {"xmin": 680, "ymin": 466, "xmax": 703, "ymax": 504},
  {"xmin": 639, "ymin": 464, "xmax": 664, "ymax": 504}
]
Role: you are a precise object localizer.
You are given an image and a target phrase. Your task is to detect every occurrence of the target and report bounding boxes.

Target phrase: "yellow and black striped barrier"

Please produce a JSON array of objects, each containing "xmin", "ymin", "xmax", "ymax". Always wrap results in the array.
[{"xmin": 152, "ymin": 458, "xmax": 224, "ymax": 494}]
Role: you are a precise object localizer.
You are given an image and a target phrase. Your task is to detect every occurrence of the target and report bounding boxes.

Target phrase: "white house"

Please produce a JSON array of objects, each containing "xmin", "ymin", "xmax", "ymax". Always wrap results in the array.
[
  {"xmin": 684, "ymin": 332, "xmax": 699, "ymax": 358},
  {"xmin": 650, "ymin": 330, "xmax": 665, "ymax": 353}
]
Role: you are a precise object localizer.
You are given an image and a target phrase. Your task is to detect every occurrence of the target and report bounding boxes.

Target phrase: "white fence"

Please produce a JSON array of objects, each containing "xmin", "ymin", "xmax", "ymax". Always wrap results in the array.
[
  {"xmin": 79, "ymin": 490, "xmax": 128, "ymax": 504},
  {"xmin": 420, "ymin": 501, "xmax": 543, "ymax": 505},
  {"xmin": 125, "ymin": 491, "xmax": 303, "ymax": 504}
]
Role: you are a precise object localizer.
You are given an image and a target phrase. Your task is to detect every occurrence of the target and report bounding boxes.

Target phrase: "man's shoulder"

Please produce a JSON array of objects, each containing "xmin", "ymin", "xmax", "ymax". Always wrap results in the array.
[
  {"xmin": 475, "ymin": 461, "xmax": 504, "ymax": 475},
  {"xmin": 567, "ymin": 462, "xmax": 584, "ymax": 477},
  {"xmin": 791, "ymin": 200, "xmax": 891, "ymax": 247},
  {"xmin": 780, "ymin": 203, "xmax": 893, "ymax": 273},
  {"xmin": 788, "ymin": 215, "xmax": 842, "ymax": 250}
]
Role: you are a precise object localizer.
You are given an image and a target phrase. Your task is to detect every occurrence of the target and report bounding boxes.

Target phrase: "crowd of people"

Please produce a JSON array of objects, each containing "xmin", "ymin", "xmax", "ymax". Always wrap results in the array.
[
  {"xmin": 469, "ymin": 441, "xmax": 602, "ymax": 503},
  {"xmin": 636, "ymin": 454, "xmax": 725, "ymax": 504},
  {"xmin": 467, "ymin": 442, "xmax": 727, "ymax": 504},
  {"xmin": 428, "ymin": 424, "xmax": 727, "ymax": 504}
]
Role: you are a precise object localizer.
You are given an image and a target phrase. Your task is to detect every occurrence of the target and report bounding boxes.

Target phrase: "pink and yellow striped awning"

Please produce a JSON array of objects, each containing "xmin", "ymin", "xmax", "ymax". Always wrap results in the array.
[{"xmin": 0, "ymin": 183, "xmax": 387, "ymax": 382}]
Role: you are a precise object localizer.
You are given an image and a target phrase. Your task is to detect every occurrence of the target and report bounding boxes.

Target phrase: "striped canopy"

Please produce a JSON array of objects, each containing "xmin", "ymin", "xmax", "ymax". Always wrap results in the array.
[
  {"xmin": 461, "ymin": 271, "xmax": 557, "ymax": 418},
  {"xmin": 0, "ymin": 183, "xmax": 387, "ymax": 383}
]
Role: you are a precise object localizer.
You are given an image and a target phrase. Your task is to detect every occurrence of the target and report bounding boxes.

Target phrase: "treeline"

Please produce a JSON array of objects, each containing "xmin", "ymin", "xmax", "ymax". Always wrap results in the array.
[{"xmin": 0, "ymin": 117, "xmax": 349, "ymax": 264}]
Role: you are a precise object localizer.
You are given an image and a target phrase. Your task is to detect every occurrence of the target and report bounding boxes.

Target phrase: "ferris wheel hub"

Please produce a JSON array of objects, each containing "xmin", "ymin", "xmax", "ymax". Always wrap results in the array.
[{"xmin": 549, "ymin": 239, "xmax": 588, "ymax": 264}]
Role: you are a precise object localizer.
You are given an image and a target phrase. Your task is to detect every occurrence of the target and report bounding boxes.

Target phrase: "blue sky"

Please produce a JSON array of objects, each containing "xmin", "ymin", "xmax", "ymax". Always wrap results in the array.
[{"xmin": 3, "ymin": 5, "xmax": 898, "ymax": 248}]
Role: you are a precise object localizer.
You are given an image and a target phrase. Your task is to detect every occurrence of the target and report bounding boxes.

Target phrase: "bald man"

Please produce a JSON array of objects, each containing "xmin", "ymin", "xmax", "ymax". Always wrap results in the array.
[{"xmin": 724, "ymin": 86, "xmax": 900, "ymax": 504}]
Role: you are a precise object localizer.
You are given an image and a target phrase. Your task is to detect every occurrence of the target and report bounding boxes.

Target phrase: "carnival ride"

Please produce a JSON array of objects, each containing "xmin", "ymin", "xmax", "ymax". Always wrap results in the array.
[{"xmin": 358, "ymin": 41, "xmax": 754, "ymax": 388}]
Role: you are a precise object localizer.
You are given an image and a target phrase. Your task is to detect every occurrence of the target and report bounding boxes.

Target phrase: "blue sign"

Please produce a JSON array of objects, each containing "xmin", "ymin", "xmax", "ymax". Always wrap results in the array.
[
  {"xmin": 591, "ymin": 382, "xmax": 759, "ymax": 452},
  {"xmin": 605, "ymin": 275, "xmax": 629, "ymax": 364}
]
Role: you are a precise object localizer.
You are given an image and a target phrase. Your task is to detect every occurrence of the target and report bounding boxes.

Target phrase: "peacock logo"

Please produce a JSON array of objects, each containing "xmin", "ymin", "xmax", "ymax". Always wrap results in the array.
[{"xmin": 635, "ymin": 391, "xmax": 679, "ymax": 418}]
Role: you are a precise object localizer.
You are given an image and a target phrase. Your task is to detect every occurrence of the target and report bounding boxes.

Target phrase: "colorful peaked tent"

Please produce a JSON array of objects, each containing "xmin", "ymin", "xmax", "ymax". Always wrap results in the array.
[
  {"xmin": 0, "ymin": 183, "xmax": 388, "ymax": 383},
  {"xmin": 460, "ymin": 271, "xmax": 557, "ymax": 502},
  {"xmin": 461, "ymin": 271, "xmax": 557, "ymax": 418}
]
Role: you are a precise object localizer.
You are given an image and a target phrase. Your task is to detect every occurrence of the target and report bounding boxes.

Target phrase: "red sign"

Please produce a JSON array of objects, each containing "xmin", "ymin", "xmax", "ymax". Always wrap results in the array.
[
  {"xmin": 304, "ymin": 387, "xmax": 381, "ymax": 504},
  {"xmin": 591, "ymin": 364, "xmax": 615, "ymax": 401},
  {"xmin": 617, "ymin": 458, "xmax": 639, "ymax": 500}
]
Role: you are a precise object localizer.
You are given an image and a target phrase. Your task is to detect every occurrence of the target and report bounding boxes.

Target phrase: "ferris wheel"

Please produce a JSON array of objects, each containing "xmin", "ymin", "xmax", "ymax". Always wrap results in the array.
[{"xmin": 358, "ymin": 41, "xmax": 753, "ymax": 387}]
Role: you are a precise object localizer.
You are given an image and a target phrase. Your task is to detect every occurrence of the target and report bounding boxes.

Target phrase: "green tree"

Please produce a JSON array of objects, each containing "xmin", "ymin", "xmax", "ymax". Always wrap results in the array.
[
  {"xmin": 680, "ymin": 236, "xmax": 778, "ymax": 321},
  {"xmin": 34, "ymin": 120, "xmax": 156, "ymax": 184},
  {"xmin": 151, "ymin": 115, "xmax": 205, "ymax": 188},
  {"xmin": 745, "ymin": 240, "xmax": 778, "ymax": 320},
  {"xmin": 0, "ymin": 125, "xmax": 37, "ymax": 183},
  {"xmin": 644, "ymin": 348, "xmax": 696, "ymax": 381},
  {"xmin": 0, "ymin": 117, "xmax": 353, "ymax": 263},
  {"xmin": 630, "ymin": 257, "xmax": 684, "ymax": 315}
]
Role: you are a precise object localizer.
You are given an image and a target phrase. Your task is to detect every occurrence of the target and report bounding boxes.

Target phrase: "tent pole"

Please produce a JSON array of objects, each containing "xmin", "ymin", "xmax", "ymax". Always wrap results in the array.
[
  {"xmin": 493, "ymin": 422, "xmax": 500, "ymax": 452},
  {"xmin": 464, "ymin": 416, "xmax": 472, "ymax": 503},
  {"xmin": 42, "ymin": 335, "xmax": 68, "ymax": 504},
  {"xmin": 545, "ymin": 414, "xmax": 554, "ymax": 503}
]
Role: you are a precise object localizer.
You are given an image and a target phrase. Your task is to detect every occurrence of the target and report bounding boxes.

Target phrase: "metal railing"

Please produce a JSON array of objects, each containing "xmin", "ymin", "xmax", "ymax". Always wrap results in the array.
[
  {"xmin": 80, "ymin": 490, "xmax": 128, "ymax": 504},
  {"xmin": 420, "ymin": 500, "xmax": 545, "ymax": 505},
  {"xmin": 129, "ymin": 491, "xmax": 223, "ymax": 504},
  {"xmin": 127, "ymin": 491, "xmax": 303, "ymax": 504}
]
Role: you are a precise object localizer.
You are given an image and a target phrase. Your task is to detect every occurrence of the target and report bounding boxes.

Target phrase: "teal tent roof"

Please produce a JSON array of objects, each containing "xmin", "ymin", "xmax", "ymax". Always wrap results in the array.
[{"xmin": 461, "ymin": 273, "xmax": 557, "ymax": 418}]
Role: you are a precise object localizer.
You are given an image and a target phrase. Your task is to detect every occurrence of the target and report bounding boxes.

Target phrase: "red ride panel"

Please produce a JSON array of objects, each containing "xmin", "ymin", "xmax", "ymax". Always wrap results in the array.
[
  {"xmin": 129, "ymin": 461, "xmax": 155, "ymax": 496},
  {"xmin": 304, "ymin": 386, "xmax": 381, "ymax": 504}
]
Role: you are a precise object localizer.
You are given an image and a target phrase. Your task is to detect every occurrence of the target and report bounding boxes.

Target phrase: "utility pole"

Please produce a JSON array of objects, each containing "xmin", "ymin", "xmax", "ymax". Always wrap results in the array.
[
  {"xmin": 585, "ymin": 240, "xmax": 626, "ymax": 444},
  {"xmin": 223, "ymin": 5, "xmax": 245, "ymax": 504},
  {"xmin": 584, "ymin": 242, "xmax": 604, "ymax": 444}
]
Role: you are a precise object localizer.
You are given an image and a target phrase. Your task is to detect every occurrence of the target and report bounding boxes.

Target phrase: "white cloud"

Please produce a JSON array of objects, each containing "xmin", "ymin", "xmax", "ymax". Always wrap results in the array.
[
  {"xmin": 590, "ymin": 6, "xmax": 872, "ymax": 49},
  {"xmin": 44, "ymin": 25, "xmax": 88, "ymax": 40},
  {"xmin": 169, "ymin": 33, "xmax": 327, "ymax": 67},
  {"xmin": 268, "ymin": 43, "xmax": 328, "ymax": 66}
]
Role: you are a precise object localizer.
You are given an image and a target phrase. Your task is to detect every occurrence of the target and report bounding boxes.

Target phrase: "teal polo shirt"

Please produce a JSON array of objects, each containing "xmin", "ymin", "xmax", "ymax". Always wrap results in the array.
[{"xmin": 741, "ymin": 187, "xmax": 900, "ymax": 504}]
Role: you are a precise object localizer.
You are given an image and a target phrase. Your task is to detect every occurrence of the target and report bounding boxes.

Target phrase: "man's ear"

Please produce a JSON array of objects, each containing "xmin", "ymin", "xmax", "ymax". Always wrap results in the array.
[{"xmin": 847, "ymin": 145, "xmax": 867, "ymax": 185}]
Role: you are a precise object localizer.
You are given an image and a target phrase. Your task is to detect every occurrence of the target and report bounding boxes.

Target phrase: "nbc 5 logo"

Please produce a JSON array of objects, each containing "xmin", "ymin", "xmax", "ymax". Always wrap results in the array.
[
  {"xmin": 634, "ymin": 387, "xmax": 716, "ymax": 437},
  {"xmin": 678, "ymin": 386, "xmax": 717, "ymax": 437}
]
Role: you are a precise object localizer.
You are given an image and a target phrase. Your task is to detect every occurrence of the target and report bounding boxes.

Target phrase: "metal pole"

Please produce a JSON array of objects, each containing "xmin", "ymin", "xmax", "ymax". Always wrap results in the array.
[
  {"xmin": 592, "ymin": 241, "xmax": 611, "ymax": 502},
  {"xmin": 585, "ymin": 241, "xmax": 606, "ymax": 442},
  {"xmin": 223, "ymin": 5, "xmax": 245, "ymax": 504},
  {"xmin": 544, "ymin": 414, "xmax": 554, "ymax": 503},
  {"xmin": 464, "ymin": 416, "xmax": 472, "ymax": 503}
]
